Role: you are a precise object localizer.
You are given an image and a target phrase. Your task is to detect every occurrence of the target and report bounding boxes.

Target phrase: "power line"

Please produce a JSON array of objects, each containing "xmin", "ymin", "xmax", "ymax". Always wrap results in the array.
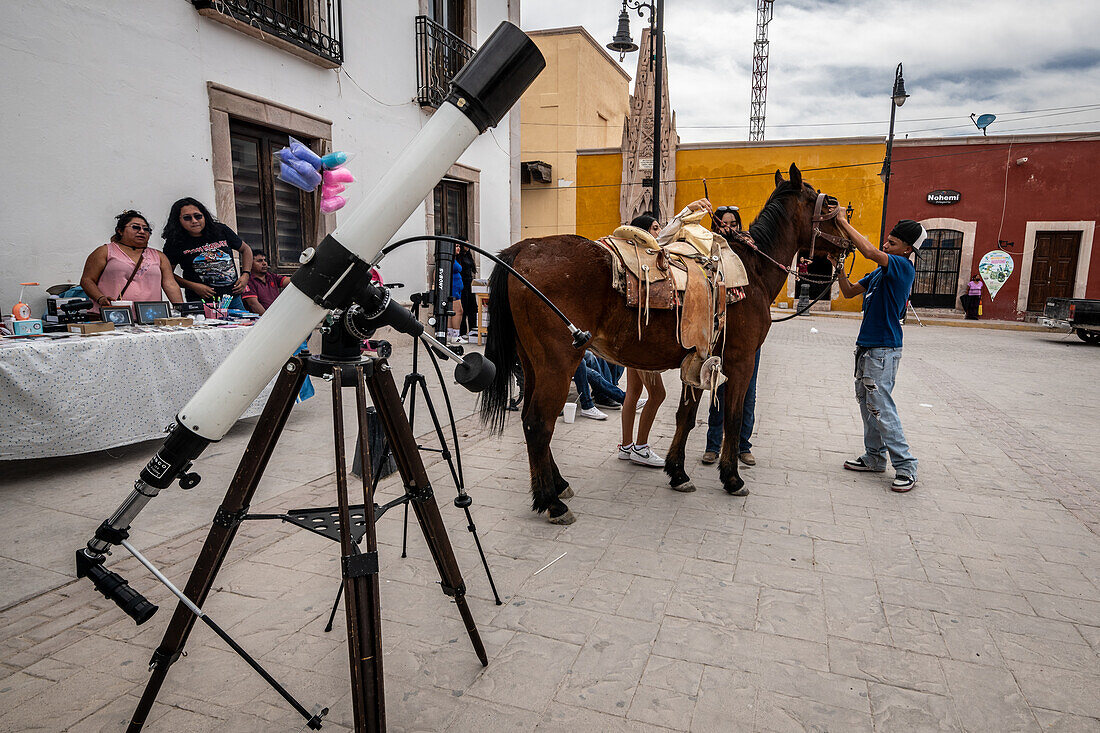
[
  {"xmin": 519, "ymin": 130, "xmax": 1100, "ymax": 193},
  {"xmin": 520, "ymin": 102, "xmax": 1100, "ymax": 130}
]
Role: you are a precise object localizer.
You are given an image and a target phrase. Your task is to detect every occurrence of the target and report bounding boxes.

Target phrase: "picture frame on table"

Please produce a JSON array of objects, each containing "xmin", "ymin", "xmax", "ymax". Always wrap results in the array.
[
  {"xmin": 177, "ymin": 301, "xmax": 205, "ymax": 317},
  {"xmin": 134, "ymin": 301, "xmax": 171, "ymax": 325},
  {"xmin": 100, "ymin": 306, "xmax": 134, "ymax": 326}
]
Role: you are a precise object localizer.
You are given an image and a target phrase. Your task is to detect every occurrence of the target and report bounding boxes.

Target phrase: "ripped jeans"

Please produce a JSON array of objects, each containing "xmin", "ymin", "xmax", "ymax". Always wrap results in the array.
[{"xmin": 854, "ymin": 347, "xmax": 918, "ymax": 478}]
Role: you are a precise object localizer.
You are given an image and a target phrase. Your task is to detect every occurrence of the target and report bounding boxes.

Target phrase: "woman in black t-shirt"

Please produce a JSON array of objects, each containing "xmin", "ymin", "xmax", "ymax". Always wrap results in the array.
[
  {"xmin": 456, "ymin": 243, "xmax": 477, "ymax": 338},
  {"xmin": 162, "ymin": 197, "xmax": 253, "ymax": 309}
]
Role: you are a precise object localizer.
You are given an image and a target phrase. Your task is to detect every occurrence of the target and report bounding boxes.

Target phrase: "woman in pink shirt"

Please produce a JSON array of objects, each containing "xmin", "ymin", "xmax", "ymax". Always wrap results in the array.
[
  {"xmin": 962, "ymin": 272, "xmax": 983, "ymax": 320},
  {"xmin": 80, "ymin": 210, "xmax": 183, "ymax": 312}
]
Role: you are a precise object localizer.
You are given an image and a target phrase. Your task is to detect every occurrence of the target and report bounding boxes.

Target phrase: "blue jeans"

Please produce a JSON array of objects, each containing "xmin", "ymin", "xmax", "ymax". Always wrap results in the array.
[
  {"xmin": 574, "ymin": 355, "xmax": 626, "ymax": 409},
  {"xmin": 706, "ymin": 349, "xmax": 760, "ymax": 454},
  {"xmin": 855, "ymin": 347, "xmax": 917, "ymax": 478},
  {"xmin": 591, "ymin": 355, "xmax": 624, "ymax": 387}
]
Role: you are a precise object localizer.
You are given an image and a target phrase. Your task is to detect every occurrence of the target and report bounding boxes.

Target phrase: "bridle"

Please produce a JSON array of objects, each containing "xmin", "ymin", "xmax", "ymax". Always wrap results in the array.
[
  {"xmin": 808, "ymin": 192, "xmax": 854, "ymax": 260},
  {"xmin": 723, "ymin": 190, "xmax": 857, "ymax": 323},
  {"xmin": 731, "ymin": 191, "xmax": 854, "ymax": 284}
]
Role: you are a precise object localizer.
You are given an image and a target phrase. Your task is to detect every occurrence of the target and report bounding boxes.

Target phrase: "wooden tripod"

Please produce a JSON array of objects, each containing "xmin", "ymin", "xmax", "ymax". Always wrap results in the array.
[{"xmin": 127, "ymin": 353, "xmax": 486, "ymax": 732}]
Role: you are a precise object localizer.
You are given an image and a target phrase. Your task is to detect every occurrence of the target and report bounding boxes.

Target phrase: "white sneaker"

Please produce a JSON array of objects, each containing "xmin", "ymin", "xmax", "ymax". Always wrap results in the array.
[
  {"xmin": 456, "ymin": 333, "xmax": 469, "ymax": 343},
  {"xmin": 636, "ymin": 397, "xmax": 648, "ymax": 410},
  {"xmin": 618, "ymin": 444, "xmax": 634, "ymax": 460},
  {"xmin": 579, "ymin": 406, "xmax": 607, "ymax": 421},
  {"xmin": 630, "ymin": 444, "xmax": 664, "ymax": 467}
]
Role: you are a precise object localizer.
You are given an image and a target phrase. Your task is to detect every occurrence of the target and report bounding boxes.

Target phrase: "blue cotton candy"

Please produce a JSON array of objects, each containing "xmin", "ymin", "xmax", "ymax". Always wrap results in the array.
[
  {"xmin": 278, "ymin": 162, "xmax": 318, "ymax": 192},
  {"xmin": 321, "ymin": 151, "xmax": 347, "ymax": 169},
  {"xmin": 289, "ymin": 138, "xmax": 323, "ymax": 169},
  {"xmin": 287, "ymin": 157, "xmax": 322, "ymax": 187}
]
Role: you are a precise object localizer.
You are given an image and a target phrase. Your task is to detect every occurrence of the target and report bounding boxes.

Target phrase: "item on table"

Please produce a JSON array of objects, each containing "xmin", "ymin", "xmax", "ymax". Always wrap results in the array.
[
  {"xmin": 134, "ymin": 301, "xmax": 172, "ymax": 325},
  {"xmin": 100, "ymin": 306, "xmax": 134, "ymax": 326},
  {"xmin": 68, "ymin": 321, "xmax": 115, "ymax": 335},
  {"xmin": 12, "ymin": 282, "xmax": 39, "ymax": 321}
]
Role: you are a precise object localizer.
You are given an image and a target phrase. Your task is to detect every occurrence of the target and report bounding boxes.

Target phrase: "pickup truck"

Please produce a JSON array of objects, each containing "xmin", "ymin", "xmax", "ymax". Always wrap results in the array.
[{"xmin": 1041, "ymin": 298, "xmax": 1100, "ymax": 345}]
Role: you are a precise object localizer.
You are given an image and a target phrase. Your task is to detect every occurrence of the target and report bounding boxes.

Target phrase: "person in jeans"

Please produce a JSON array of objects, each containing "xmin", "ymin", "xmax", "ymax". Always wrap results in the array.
[
  {"xmin": 829, "ymin": 214, "xmax": 923, "ymax": 492},
  {"xmin": 702, "ymin": 349, "xmax": 759, "ymax": 466},
  {"xmin": 571, "ymin": 352, "xmax": 626, "ymax": 419},
  {"xmin": 702, "ymin": 205, "xmax": 758, "ymax": 467}
]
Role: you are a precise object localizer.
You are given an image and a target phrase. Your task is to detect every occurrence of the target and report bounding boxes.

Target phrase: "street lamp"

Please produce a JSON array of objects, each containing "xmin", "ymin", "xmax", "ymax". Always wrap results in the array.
[
  {"xmin": 607, "ymin": 0, "xmax": 665, "ymax": 219},
  {"xmin": 878, "ymin": 62, "xmax": 909, "ymax": 244}
]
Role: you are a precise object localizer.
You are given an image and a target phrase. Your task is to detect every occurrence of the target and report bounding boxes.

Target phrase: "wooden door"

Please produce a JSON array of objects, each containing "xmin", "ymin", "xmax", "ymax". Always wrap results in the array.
[{"xmin": 1027, "ymin": 231, "xmax": 1080, "ymax": 311}]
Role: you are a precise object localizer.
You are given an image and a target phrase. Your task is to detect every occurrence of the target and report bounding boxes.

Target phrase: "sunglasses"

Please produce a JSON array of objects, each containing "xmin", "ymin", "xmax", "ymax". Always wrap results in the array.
[
  {"xmin": 127, "ymin": 224, "xmax": 153, "ymax": 233},
  {"xmin": 713, "ymin": 206, "xmax": 739, "ymax": 217},
  {"xmin": 182, "ymin": 213, "xmax": 205, "ymax": 222}
]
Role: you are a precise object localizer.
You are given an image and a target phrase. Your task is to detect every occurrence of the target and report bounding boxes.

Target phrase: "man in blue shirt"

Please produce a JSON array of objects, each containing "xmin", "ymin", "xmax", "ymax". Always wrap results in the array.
[{"xmin": 829, "ymin": 217, "xmax": 924, "ymax": 492}]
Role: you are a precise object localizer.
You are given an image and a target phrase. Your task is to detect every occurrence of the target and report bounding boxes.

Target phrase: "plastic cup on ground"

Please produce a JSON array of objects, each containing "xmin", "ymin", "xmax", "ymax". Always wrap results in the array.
[{"xmin": 563, "ymin": 403, "xmax": 577, "ymax": 423}]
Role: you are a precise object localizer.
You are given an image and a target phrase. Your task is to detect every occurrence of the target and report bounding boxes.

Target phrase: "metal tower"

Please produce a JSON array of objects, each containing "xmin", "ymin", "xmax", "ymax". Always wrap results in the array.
[{"xmin": 749, "ymin": 0, "xmax": 775, "ymax": 142}]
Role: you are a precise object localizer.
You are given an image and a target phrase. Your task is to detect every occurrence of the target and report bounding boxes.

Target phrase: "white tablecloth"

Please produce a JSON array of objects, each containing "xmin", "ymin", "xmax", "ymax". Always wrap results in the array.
[{"xmin": 0, "ymin": 326, "xmax": 274, "ymax": 460}]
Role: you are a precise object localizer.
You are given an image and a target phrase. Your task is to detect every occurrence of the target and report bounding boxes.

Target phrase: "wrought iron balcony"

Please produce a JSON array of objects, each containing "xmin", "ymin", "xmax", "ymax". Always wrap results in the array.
[
  {"xmin": 193, "ymin": 0, "xmax": 343, "ymax": 67},
  {"xmin": 415, "ymin": 16, "xmax": 475, "ymax": 108}
]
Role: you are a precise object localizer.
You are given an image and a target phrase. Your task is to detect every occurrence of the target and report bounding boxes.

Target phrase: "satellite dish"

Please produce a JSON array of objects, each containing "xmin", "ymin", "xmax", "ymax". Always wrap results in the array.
[{"xmin": 970, "ymin": 113, "xmax": 997, "ymax": 136}]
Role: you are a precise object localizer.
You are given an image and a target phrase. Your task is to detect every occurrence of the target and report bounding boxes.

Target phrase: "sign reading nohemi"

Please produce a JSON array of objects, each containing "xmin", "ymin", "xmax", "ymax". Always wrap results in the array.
[{"xmin": 927, "ymin": 189, "xmax": 961, "ymax": 205}]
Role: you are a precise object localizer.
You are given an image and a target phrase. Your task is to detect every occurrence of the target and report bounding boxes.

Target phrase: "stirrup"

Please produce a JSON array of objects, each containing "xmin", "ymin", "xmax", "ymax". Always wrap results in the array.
[{"xmin": 701, "ymin": 356, "xmax": 726, "ymax": 392}]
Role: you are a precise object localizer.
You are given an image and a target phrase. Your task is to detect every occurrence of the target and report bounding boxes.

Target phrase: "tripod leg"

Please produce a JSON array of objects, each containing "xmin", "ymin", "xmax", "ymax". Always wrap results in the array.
[
  {"xmin": 366, "ymin": 364, "xmax": 488, "ymax": 666},
  {"xmin": 463, "ymin": 506, "xmax": 503, "ymax": 605},
  {"xmin": 332, "ymin": 367, "xmax": 386, "ymax": 733},
  {"xmin": 401, "ymin": 502, "xmax": 409, "ymax": 559},
  {"xmin": 128, "ymin": 359, "xmax": 307, "ymax": 732},
  {"xmin": 410, "ymin": 375, "xmax": 500, "ymax": 603},
  {"xmin": 324, "ymin": 582, "xmax": 344, "ymax": 633}
]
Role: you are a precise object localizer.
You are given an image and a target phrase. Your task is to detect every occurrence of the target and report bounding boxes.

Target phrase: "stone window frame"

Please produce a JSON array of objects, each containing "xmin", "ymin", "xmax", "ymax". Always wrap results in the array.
[
  {"xmin": 424, "ymin": 163, "xmax": 481, "ymax": 278},
  {"xmin": 207, "ymin": 83, "xmax": 334, "ymax": 266},
  {"xmin": 918, "ymin": 217, "xmax": 977, "ymax": 310}
]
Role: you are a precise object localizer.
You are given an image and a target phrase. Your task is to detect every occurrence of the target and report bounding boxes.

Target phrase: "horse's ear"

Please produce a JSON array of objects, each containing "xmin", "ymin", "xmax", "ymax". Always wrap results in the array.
[
  {"xmin": 774, "ymin": 169, "xmax": 784, "ymax": 187},
  {"xmin": 789, "ymin": 163, "xmax": 802, "ymax": 188}
]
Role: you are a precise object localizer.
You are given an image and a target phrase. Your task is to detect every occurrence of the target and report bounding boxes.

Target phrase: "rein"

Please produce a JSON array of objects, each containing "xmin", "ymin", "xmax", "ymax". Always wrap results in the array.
[
  {"xmin": 729, "ymin": 192, "xmax": 853, "ymax": 285},
  {"xmin": 727, "ymin": 191, "xmax": 856, "ymax": 323}
]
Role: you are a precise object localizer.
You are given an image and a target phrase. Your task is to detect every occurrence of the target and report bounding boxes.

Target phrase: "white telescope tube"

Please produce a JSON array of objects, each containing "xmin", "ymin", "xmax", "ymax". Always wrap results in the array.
[{"xmin": 178, "ymin": 103, "xmax": 480, "ymax": 440}]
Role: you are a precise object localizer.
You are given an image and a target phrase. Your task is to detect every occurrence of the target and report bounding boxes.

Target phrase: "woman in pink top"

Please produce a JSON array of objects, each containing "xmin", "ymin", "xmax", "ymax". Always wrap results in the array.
[
  {"xmin": 962, "ymin": 272, "xmax": 983, "ymax": 320},
  {"xmin": 80, "ymin": 210, "xmax": 183, "ymax": 313}
]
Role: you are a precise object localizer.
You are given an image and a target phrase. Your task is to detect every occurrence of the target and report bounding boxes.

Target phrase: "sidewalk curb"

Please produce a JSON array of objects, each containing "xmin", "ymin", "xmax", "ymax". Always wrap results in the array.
[{"xmin": 771, "ymin": 308, "xmax": 1055, "ymax": 333}]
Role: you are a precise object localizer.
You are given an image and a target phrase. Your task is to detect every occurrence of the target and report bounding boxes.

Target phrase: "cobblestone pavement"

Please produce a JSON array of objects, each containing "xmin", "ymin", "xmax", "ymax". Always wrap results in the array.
[{"xmin": 1, "ymin": 320, "xmax": 1097, "ymax": 731}]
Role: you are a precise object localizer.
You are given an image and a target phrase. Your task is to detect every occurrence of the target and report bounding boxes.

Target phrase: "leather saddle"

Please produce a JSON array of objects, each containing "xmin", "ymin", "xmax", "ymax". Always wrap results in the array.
[{"xmin": 596, "ymin": 211, "xmax": 749, "ymax": 389}]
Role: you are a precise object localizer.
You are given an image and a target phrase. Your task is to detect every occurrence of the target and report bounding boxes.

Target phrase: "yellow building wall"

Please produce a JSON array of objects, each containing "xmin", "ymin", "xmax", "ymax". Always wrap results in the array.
[
  {"xmin": 577, "ymin": 142, "xmax": 887, "ymax": 311},
  {"xmin": 520, "ymin": 30, "xmax": 630, "ymax": 241},
  {"xmin": 576, "ymin": 152, "xmax": 629, "ymax": 241}
]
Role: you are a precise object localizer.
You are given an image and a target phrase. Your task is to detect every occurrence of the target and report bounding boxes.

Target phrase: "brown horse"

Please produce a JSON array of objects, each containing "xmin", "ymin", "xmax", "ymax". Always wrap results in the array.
[{"xmin": 480, "ymin": 164, "xmax": 850, "ymax": 523}]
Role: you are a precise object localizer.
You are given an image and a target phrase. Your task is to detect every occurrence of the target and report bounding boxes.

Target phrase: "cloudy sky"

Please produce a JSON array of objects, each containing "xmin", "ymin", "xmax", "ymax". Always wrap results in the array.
[{"xmin": 521, "ymin": 0, "xmax": 1100, "ymax": 143}]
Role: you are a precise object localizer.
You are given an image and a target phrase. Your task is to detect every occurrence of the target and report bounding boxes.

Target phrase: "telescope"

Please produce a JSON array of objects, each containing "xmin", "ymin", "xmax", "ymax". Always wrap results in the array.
[{"xmin": 76, "ymin": 21, "xmax": 545, "ymax": 622}]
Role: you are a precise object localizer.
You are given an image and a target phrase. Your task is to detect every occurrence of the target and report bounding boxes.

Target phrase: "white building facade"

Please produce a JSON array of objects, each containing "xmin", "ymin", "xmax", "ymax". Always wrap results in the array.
[{"xmin": 0, "ymin": 0, "xmax": 521, "ymax": 314}]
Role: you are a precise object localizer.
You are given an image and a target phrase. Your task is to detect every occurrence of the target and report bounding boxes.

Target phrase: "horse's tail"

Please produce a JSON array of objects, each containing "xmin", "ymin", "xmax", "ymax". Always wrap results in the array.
[{"xmin": 479, "ymin": 244, "xmax": 521, "ymax": 434}]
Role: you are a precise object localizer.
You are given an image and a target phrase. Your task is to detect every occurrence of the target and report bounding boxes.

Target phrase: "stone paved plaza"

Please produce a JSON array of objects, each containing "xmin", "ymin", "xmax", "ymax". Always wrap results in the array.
[{"xmin": 1, "ymin": 318, "xmax": 1098, "ymax": 731}]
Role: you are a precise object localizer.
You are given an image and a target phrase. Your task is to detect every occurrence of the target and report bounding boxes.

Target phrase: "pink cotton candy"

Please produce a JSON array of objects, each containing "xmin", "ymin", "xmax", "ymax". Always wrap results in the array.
[
  {"xmin": 323, "ymin": 166, "xmax": 355, "ymax": 184},
  {"xmin": 320, "ymin": 195, "xmax": 346, "ymax": 213},
  {"xmin": 322, "ymin": 183, "xmax": 346, "ymax": 196}
]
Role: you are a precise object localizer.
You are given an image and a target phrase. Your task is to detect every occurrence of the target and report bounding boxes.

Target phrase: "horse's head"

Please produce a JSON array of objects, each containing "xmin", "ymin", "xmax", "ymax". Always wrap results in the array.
[{"xmin": 772, "ymin": 164, "xmax": 853, "ymax": 262}]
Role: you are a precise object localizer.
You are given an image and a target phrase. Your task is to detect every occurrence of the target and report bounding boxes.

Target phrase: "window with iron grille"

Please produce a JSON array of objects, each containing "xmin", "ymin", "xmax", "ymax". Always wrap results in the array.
[
  {"xmin": 416, "ymin": 7, "xmax": 475, "ymax": 108},
  {"xmin": 911, "ymin": 228, "xmax": 963, "ymax": 308},
  {"xmin": 230, "ymin": 120, "xmax": 318, "ymax": 272},
  {"xmin": 193, "ymin": 0, "xmax": 343, "ymax": 67}
]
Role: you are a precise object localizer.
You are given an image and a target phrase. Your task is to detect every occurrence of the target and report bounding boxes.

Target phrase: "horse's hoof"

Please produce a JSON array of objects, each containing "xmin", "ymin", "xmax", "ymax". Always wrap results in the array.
[
  {"xmin": 548, "ymin": 508, "xmax": 576, "ymax": 525},
  {"xmin": 725, "ymin": 485, "xmax": 750, "ymax": 497},
  {"xmin": 558, "ymin": 486, "xmax": 574, "ymax": 500},
  {"xmin": 670, "ymin": 480, "xmax": 696, "ymax": 493}
]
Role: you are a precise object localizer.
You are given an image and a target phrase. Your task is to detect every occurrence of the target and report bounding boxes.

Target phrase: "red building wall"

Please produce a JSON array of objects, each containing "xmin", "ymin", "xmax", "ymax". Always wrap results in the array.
[{"xmin": 885, "ymin": 136, "xmax": 1100, "ymax": 320}]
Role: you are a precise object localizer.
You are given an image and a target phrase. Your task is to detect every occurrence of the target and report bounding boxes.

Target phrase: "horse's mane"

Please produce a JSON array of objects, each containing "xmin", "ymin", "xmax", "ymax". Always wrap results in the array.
[{"xmin": 747, "ymin": 182, "xmax": 805, "ymax": 255}]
